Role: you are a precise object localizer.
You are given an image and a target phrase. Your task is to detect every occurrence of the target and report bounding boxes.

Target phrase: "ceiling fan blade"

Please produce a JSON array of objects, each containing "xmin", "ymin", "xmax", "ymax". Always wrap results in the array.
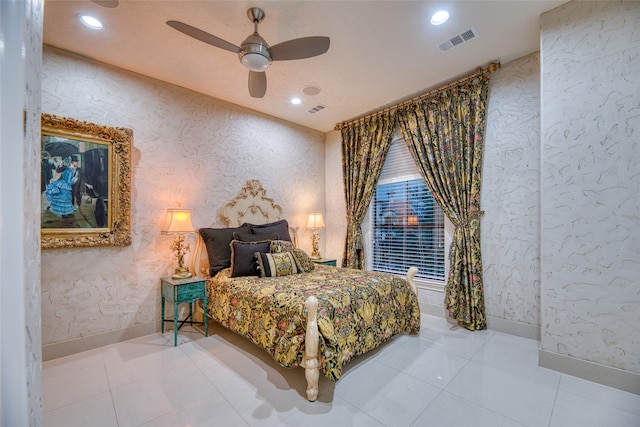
[
  {"xmin": 166, "ymin": 20, "xmax": 240, "ymax": 53},
  {"xmin": 248, "ymin": 71, "xmax": 267, "ymax": 98},
  {"xmin": 270, "ymin": 36, "xmax": 330, "ymax": 61}
]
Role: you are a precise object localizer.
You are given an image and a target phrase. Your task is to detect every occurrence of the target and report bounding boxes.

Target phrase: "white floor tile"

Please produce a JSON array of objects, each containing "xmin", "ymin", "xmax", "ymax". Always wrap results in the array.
[
  {"xmin": 559, "ymin": 374, "xmax": 640, "ymax": 416},
  {"xmin": 280, "ymin": 395, "xmax": 385, "ymax": 426},
  {"xmin": 411, "ymin": 391, "xmax": 527, "ymax": 427},
  {"xmin": 418, "ymin": 321, "xmax": 494, "ymax": 359},
  {"xmin": 550, "ymin": 389, "xmax": 640, "ymax": 427},
  {"xmin": 139, "ymin": 390, "xmax": 250, "ymax": 427},
  {"xmin": 378, "ymin": 337, "xmax": 469, "ymax": 388},
  {"xmin": 102, "ymin": 335, "xmax": 194, "ymax": 389},
  {"xmin": 44, "ymin": 391, "xmax": 117, "ymax": 427},
  {"xmin": 42, "ymin": 356, "xmax": 110, "ymax": 412},
  {"xmin": 335, "ymin": 360, "xmax": 441, "ymax": 426},
  {"xmin": 472, "ymin": 332, "xmax": 561, "ymax": 386},
  {"xmin": 445, "ymin": 361, "xmax": 557, "ymax": 426},
  {"xmin": 111, "ymin": 362, "xmax": 218, "ymax": 427},
  {"xmin": 182, "ymin": 335, "xmax": 277, "ymax": 391},
  {"xmin": 42, "ymin": 347, "xmax": 105, "ymax": 379},
  {"xmin": 217, "ymin": 372, "xmax": 316, "ymax": 427}
]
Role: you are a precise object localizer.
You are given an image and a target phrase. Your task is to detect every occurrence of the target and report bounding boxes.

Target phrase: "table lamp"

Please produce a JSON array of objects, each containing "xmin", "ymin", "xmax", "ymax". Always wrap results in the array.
[
  {"xmin": 306, "ymin": 212, "xmax": 325, "ymax": 259},
  {"xmin": 161, "ymin": 208, "xmax": 196, "ymax": 279}
]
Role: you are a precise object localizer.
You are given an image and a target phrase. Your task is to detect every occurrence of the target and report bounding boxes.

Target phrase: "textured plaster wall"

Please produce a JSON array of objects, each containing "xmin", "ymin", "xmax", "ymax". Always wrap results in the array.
[
  {"xmin": 482, "ymin": 53, "xmax": 541, "ymax": 328},
  {"xmin": 25, "ymin": 1, "xmax": 44, "ymax": 421},
  {"xmin": 540, "ymin": 1, "xmax": 640, "ymax": 374},
  {"xmin": 1, "ymin": 0, "xmax": 43, "ymax": 423},
  {"xmin": 324, "ymin": 129, "xmax": 346, "ymax": 263},
  {"xmin": 41, "ymin": 46, "xmax": 325, "ymax": 347}
]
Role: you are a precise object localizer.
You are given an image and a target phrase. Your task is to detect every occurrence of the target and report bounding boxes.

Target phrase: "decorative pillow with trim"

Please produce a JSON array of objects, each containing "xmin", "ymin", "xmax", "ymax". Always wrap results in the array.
[
  {"xmin": 256, "ymin": 251, "xmax": 299, "ymax": 278},
  {"xmin": 199, "ymin": 225, "xmax": 251, "ymax": 277},
  {"xmin": 270, "ymin": 239, "xmax": 295, "ymax": 253},
  {"xmin": 291, "ymin": 248, "xmax": 316, "ymax": 273},
  {"xmin": 229, "ymin": 240, "xmax": 271, "ymax": 277}
]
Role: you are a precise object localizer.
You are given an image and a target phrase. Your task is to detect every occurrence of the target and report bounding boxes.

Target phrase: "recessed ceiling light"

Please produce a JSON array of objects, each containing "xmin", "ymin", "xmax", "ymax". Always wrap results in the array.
[
  {"xmin": 290, "ymin": 97, "xmax": 302, "ymax": 105},
  {"xmin": 78, "ymin": 14, "xmax": 103, "ymax": 29},
  {"xmin": 431, "ymin": 10, "xmax": 449, "ymax": 26}
]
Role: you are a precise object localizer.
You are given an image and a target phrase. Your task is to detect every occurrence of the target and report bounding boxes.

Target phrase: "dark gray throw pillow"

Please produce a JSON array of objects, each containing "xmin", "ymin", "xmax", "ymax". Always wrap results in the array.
[
  {"xmin": 229, "ymin": 240, "xmax": 271, "ymax": 277},
  {"xmin": 247, "ymin": 219, "xmax": 292, "ymax": 242},
  {"xmin": 199, "ymin": 225, "xmax": 251, "ymax": 276},
  {"xmin": 232, "ymin": 231, "xmax": 279, "ymax": 242}
]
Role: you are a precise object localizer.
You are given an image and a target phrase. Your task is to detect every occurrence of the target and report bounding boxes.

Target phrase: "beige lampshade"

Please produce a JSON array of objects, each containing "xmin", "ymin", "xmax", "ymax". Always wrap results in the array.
[
  {"xmin": 161, "ymin": 209, "xmax": 195, "ymax": 234},
  {"xmin": 306, "ymin": 212, "xmax": 325, "ymax": 229}
]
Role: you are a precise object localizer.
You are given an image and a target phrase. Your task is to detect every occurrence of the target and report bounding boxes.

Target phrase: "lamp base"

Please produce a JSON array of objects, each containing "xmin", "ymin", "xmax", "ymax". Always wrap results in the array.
[
  {"xmin": 172, "ymin": 267, "xmax": 192, "ymax": 280},
  {"xmin": 310, "ymin": 230, "xmax": 322, "ymax": 260}
]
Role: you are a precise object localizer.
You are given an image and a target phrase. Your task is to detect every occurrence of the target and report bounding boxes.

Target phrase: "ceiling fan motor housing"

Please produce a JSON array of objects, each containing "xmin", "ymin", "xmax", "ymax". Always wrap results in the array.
[{"xmin": 239, "ymin": 32, "xmax": 272, "ymax": 71}]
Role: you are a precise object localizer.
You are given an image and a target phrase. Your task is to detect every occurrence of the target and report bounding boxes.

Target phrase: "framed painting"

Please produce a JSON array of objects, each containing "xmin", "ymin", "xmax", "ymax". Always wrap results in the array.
[{"xmin": 41, "ymin": 113, "xmax": 132, "ymax": 249}]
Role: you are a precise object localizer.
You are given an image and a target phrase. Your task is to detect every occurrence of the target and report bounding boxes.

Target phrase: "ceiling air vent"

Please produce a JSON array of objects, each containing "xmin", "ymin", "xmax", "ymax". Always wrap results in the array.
[
  {"xmin": 438, "ymin": 27, "xmax": 478, "ymax": 52},
  {"xmin": 307, "ymin": 104, "xmax": 327, "ymax": 114}
]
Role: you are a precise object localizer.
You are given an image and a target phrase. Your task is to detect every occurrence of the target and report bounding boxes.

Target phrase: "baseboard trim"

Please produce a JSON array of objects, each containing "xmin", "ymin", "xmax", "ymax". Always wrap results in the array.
[
  {"xmin": 421, "ymin": 302, "xmax": 448, "ymax": 318},
  {"xmin": 486, "ymin": 315, "xmax": 540, "ymax": 340},
  {"xmin": 420, "ymin": 302, "xmax": 540, "ymax": 340},
  {"xmin": 539, "ymin": 349, "xmax": 640, "ymax": 395},
  {"xmin": 42, "ymin": 321, "xmax": 159, "ymax": 361}
]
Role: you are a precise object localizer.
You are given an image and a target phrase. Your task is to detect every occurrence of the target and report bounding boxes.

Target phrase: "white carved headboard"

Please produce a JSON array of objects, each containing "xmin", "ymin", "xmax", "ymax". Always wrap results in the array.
[
  {"xmin": 192, "ymin": 179, "xmax": 297, "ymax": 277},
  {"xmin": 222, "ymin": 179, "xmax": 283, "ymax": 226}
]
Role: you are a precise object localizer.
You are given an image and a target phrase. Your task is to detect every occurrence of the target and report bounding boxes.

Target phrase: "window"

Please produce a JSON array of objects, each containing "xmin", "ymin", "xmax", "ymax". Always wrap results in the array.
[{"xmin": 371, "ymin": 139, "xmax": 445, "ymax": 281}]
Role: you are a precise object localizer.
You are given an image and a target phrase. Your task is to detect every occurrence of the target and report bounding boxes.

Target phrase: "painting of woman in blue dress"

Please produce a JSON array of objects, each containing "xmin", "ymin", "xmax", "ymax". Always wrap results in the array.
[{"xmin": 45, "ymin": 155, "xmax": 79, "ymax": 218}]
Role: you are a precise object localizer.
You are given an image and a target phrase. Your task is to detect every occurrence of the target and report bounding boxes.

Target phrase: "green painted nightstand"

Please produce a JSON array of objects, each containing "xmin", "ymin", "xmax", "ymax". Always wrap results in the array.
[
  {"xmin": 312, "ymin": 258, "xmax": 337, "ymax": 266},
  {"xmin": 161, "ymin": 276, "xmax": 208, "ymax": 346}
]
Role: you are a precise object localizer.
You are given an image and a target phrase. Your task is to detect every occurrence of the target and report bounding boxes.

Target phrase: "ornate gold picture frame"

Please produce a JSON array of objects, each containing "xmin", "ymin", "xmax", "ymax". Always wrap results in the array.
[{"xmin": 41, "ymin": 113, "xmax": 132, "ymax": 249}]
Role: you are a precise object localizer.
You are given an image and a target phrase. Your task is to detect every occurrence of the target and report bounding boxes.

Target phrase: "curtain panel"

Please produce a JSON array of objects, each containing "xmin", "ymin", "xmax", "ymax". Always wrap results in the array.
[
  {"xmin": 340, "ymin": 111, "xmax": 396, "ymax": 269},
  {"xmin": 398, "ymin": 75, "xmax": 490, "ymax": 330}
]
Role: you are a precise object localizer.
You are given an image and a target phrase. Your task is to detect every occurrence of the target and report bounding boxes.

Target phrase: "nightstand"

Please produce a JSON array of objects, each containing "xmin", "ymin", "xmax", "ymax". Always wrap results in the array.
[
  {"xmin": 161, "ymin": 276, "xmax": 208, "ymax": 346},
  {"xmin": 312, "ymin": 258, "xmax": 337, "ymax": 266}
]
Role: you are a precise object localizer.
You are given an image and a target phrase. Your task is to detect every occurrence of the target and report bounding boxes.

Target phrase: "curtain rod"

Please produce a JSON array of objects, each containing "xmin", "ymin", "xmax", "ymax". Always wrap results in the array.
[{"xmin": 334, "ymin": 62, "xmax": 501, "ymax": 131}]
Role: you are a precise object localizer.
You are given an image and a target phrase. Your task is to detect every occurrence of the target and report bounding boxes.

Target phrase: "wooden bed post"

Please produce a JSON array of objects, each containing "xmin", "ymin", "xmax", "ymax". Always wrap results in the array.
[
  {"xmin": 303, "ymin": 295, "xmax": 320, "ymax": 401},
  {"xmin": 406, "ymin": 266, "xmax": 419, "ymax": 296}
]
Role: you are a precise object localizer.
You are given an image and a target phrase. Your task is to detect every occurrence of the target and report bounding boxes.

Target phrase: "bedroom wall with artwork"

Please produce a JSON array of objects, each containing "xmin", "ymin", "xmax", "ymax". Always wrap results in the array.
[{"xmin": 40, "ymin": 46, "xmax": 326, "ymax": 357}]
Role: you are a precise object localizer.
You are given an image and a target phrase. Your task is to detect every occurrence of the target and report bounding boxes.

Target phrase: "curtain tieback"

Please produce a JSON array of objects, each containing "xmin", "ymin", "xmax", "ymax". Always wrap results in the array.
[{"xmin": 453, "ymin": 210, "xmax": 485, "ymax": 228}]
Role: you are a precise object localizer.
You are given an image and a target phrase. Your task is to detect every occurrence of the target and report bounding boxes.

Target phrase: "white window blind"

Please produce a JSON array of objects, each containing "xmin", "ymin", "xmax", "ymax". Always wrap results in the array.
[{"xmin": 372, "ymin": 139, "xmax": 445, "ymax": 280}]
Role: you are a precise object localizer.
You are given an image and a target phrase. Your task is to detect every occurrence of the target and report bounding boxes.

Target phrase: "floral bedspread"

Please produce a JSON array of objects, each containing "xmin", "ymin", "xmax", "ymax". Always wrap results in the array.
[{"xmin": 206, "ymin": 265, "xmax": 421, "ymax": 381}]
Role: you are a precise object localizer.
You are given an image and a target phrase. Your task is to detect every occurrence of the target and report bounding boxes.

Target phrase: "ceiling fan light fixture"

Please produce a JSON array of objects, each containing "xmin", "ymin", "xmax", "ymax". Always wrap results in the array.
[
  {"xmin": 241, "ymin": 52, "xmax": 271, "ymax": 71},
  {"xmin": 239, "ymin": 32, "xmax": 272, "ymax": 71}
]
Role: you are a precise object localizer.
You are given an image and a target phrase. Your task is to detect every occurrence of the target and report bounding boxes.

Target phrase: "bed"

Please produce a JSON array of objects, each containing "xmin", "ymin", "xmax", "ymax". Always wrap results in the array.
[{"xmin": 193, "ymin": 179, "xmax": 421, "ymax": 401}]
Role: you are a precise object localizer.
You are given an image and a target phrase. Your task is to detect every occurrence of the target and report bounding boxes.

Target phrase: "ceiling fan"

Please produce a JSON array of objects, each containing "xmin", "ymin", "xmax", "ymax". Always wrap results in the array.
[{"xmin": 167, "ymin": 7, "xmax": 330, "ymax": 98}]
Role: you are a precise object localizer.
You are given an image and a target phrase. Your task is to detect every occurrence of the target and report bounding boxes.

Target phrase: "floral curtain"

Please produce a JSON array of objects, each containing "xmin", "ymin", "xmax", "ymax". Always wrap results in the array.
[
  {"xmin": 341, "ymin": 111, "xmax": 396, "ymax": 269},
  {"xmin": 397, "ymin": 75, "xmax": 490, "ymax": 330}
]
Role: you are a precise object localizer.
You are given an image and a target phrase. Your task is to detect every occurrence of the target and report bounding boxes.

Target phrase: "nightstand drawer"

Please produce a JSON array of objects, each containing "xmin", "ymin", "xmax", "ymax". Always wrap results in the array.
[
  {"xmin": 175, "ymin": 281, "xmax": 204, "ymax": 298},
  {"xmin": 162, "ymin": 279, "xmax": 205, "ymax": 302},
  {"xmin": 177, "ymin": 287, "xmax": 205, "ymax": 302}
]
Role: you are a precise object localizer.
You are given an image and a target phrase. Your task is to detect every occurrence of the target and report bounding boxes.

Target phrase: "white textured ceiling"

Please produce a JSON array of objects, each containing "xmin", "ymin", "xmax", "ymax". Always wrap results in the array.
[{"xmin": 43, "ymin": 0, "xmax": 568, "ymax": 132}]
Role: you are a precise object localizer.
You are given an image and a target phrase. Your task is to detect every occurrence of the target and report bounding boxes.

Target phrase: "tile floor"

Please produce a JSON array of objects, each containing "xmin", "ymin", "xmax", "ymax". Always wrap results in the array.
[{"xmin": 42, "ymin": 314, "xmax": 640, "ymax": 427}]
